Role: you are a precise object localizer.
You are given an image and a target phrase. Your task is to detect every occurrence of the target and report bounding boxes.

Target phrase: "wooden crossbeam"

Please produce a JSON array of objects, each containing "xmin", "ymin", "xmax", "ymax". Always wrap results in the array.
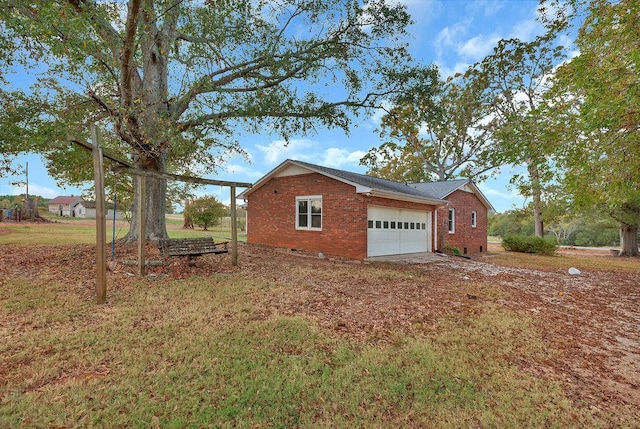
[{"xmin": 68, "ymin": 132, "xmax": 249, "ymax": 289}]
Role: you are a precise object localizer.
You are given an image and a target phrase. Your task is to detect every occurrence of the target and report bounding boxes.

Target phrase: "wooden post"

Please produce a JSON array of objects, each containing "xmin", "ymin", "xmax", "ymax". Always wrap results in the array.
[
  {"xmin": 91, "ymin": 124, "xmax": 107, "ymax": 304},
  {"xmin": 230, "ymin": 185, "xmax": 238, "ymax": 266},
  {"xmin": 137, "ymin": 175, "xmax": 146, "ymax": 276}
]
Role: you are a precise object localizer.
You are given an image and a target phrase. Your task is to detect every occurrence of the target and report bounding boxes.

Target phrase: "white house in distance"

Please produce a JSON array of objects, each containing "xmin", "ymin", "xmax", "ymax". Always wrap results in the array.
[
  {"xmin": 48, "ymin": 196, "xmax": 83, "ymax": 217},
  {"xmin": 76, "ymin": 201, "xmax": 97, "ymax": 218},
  {"xmin": 48, "ymin": 196, "xmax": 125, "ymax": 219}
]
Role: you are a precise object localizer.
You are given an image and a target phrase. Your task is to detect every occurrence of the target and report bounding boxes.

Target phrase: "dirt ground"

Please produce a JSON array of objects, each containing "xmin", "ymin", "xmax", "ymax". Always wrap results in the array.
[{"xmin": 1, "ymin": 238, "xmax": 639, "ymax": 421}]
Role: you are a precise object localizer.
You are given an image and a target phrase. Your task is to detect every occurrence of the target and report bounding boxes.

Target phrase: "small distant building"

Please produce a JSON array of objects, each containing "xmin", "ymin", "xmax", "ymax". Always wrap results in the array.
[
  {"xmin": 55, "ymin": 199, "xmax": 126, "ymax": 219},
  {"xmin": 75, "ymin": 200, "xmax": 96, "ymax": 218},
  {"xmin": 48, "ymin": 196, "xmax": 83, "ymax": 217},
  {"xmin": 106, "ymin": 207, "xmax": 126, "ymax": 220}
]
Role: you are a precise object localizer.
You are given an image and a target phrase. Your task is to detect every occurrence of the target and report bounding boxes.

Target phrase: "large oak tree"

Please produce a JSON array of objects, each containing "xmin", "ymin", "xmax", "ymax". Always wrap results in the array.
[
  {"xmin": 360, "ymin": 70, "xmax": 500, "ymax": 183},
  {"xmin": 0, "ymin": 0, "xmax": 435, "ymax": 241},
  {"xmin": 475, "ymin": 35, "xmax": 565, "ymax": 237},
  {"xmin": 549, "ymin": 0, "xmax": 640, "ymax": 256}
]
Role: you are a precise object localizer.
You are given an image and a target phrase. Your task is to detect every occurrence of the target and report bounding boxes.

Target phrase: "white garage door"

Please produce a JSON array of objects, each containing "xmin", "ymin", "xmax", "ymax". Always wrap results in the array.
[{"xmin": 367, "ymin": 206, "xmax": 432, "ymax": 257}]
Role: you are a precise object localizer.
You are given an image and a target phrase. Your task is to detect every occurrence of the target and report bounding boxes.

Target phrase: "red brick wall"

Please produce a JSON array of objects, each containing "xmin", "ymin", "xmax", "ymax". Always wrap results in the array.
[
  {"xmin": 245, "ymin": 173, "xmax": 437, "ymax": 259},
  {"xmin": 436, "ymin": 189, "xmax": 488, "ymax": 254},
  {"xmin": 246, "ymin": 173, "xmax": 368, "ymax": 259}
]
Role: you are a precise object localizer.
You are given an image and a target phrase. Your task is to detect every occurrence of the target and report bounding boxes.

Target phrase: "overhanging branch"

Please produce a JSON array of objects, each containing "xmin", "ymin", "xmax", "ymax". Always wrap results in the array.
[{"xmin": 67, "ymin": 135, "xmax": 252, "ymax": 188}]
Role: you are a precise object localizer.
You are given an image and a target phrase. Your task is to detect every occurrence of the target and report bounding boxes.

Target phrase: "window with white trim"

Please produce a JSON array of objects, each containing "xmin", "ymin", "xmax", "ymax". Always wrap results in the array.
[
  {"xmin": 471, "ymin": 210, "xmax": 477, "ymax": 228},
  {"xmin": 296, "ymin": 196, "xmax": 322, "ymax": 230},
  {"xmin": 448, "ymin": 208, "xmax": 455, "ymax": 233}
]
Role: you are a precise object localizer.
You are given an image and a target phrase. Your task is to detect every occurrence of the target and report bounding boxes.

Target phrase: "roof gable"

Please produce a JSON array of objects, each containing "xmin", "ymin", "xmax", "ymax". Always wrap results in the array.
[
  {"xmin": 49, "ymin": 196, "xmax": 84, "ymax": 205},
  {"xmin": 78, "ymin": 201, "xmax": 97, "ymax": 209},
  {"xmin": 239, "ymin": 160, "xmax": 447, "ymax": 205},
  {"xmin": 239, "ymin": 159, "xmax": 494, "ymax": 211},
  {"xmin": 291, "ymin": 160, "xmax": 444, "ymax": 200},
  {"xmin": 409, "ymin": 180, "xmax": 495, "ymax": 212},
  {"xmin": 409, "ymin": 179, "xmax": 470, "ymax": 199}
]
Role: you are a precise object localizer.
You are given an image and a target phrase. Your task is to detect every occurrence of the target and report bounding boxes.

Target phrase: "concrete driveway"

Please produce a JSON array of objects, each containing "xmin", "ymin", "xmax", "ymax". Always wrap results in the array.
[{"xmin": 365, "ymin": 252, "xmax": 450, "ymax": 263}]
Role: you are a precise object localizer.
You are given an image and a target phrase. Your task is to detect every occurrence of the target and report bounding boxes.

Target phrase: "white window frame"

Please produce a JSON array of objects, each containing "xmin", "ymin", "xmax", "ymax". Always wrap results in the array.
[
  {"xmin": 471, "ymin": 210, "xmax": 477, "ymax": 228},
  {"xmin": 448, "ymin": 208, "xmax": 455, "ymax": 233},
  {"xmin": 296, "ymin": 195, "xmax": 322, "ymax": 230}
]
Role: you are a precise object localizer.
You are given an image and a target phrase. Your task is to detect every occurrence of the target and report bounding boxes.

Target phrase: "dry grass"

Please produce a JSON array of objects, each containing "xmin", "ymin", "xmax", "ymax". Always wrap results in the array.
[
  {"xmin": 0, "ymin": 214, "xmax": 244, "ymax": 245},
  {"xmin": 1, "ymin": 274, "xmax": 598, "ymax": 428},
  {"xmin": 485, "ymin": 242, "xmax": 640, "ymax": 271},
  {"xmin": 1, "ymin": 226, "xmax": 638, "ymax": 427}
]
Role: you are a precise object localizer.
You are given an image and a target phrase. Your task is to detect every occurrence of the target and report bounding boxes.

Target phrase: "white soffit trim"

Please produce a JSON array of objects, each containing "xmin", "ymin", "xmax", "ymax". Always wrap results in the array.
[
  {"xmin": 368, "ymin": 190, "xmax": 446, "ymax": 206},
  {"xmin": 274, "ymin": 163, "xmax": 372, "ymax": 193},
  {"xmin": 468, "ymin": 182, "xmax": 495, "ymax": 212},
  {"xmin": 275, "ymin": 164, "xmax": 312, "ymax": 177}
]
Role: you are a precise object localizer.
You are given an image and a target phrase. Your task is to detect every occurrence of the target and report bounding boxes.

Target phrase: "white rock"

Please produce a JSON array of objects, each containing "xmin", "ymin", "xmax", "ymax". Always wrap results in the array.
[{"xmin": 568, "ymin": 267, "xmax": 581, "ymax": 275}]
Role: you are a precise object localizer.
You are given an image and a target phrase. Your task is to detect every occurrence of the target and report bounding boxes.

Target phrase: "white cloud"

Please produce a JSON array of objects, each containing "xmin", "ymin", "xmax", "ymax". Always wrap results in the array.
[
  {"xmin": 480, "ymin": 186, "xmax": 519, "ymax": 200},
  {"xmin": 255, "ymin": 138, "xmax": 316, "ymax": 165},
  {"xmin": 321, "ymin": 148, "xmax": 367, "ymax": 168},
  {"xmin": 253, "ymin": 139, "xmax": 368, "ymax": 172},
  {"xmin": 434, "ymin": 23, "xmax": 468, "ymax": 58},
  {"xmin": 2, "ymin": 184, "xmax": 25, "ymax": 197},
  {"xmin": 29, "ymin": 184, "xmax": 62, "ymax": 199},
  {"xmin": 478, "ymin": 175, "xmax": 526, "ymax": 210},
  {"xmin": 435, "ymin": 60, "xmax": 472, "ymax": 79},
  {"xmin": 0, "ymin": 182, "xmax": 81, "ymax": 200},
  {"xmin": 223, "ymin": 164, "xmax": 264, "ymax": 180},
  {"xmin": 432, "ymin": 1, "xmax": 544, "ymax": 67},
  {"xmin": 469, "ymin": 0, "xmax": 506, "ymax": 18},
  {"xmin": 369, "ymin": 100, "xmax": 393, "ymax": 126},
  {"xmin": 189, "ymin": 188, "xmax": 236, "ymax": 207},
  {"xmin": 457, "ymin": 33, "xmax": 502, "ymax": 61},
  {"xmin": 18, "ymin": 183, "xmax": 69, "ymax": 199},
  {"xmin": 403, "ymin": 0, "xmax": 441, "ymax": 22},
  {"xmin": 511, "ymin": 18, "xmax": 541, "ymax": 42}
]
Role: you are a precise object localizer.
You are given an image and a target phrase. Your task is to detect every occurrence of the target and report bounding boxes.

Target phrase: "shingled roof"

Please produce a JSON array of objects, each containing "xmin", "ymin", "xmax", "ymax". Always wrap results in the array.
[
  {"xmin": 408, "ymin": 179, "xmax": 470, "ymax": 199},
  {"xmin": 48, "ymin": 196, "xmax": 84, "ymax": 206},
  {"xmin": 409, "ymin": 179, "xmax": 494, "ymax": 211},
  {"xmin": 239, "ymin": 159, "xmax": 447, "ymax": 205},
  {"xmin": 240, "ymin": 159, "xmax": 497, "ymax": 211},
  {"xmin": 291, "ymin": 160, "xmax": 446, "ymax": 201}
]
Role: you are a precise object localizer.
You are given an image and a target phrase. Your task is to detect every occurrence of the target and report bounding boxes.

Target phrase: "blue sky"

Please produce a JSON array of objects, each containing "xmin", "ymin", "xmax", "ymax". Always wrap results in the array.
[{"xmin": 0, "ymin": 0, "xmax": 559, "ymax": 212}]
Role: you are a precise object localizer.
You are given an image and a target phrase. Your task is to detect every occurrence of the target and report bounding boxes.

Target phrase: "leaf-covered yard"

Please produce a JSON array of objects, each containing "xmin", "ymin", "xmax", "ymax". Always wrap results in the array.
[{"xmin": 1, "ymin": 227, "xmax": 639, "ymax": 427}]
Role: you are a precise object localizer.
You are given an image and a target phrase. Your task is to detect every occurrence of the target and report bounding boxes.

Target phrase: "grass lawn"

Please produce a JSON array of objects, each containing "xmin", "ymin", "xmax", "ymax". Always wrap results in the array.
[
  {"xmin": 0, "ymin": 276, "xmax": 588, "ymax": 428},
  {"xmin": 1, "ymin": 221, "xmax": 638, "ymax": 427},
  {"xmin": 0, "ymin": 213, "xmax": 244, "ymax": 245}
]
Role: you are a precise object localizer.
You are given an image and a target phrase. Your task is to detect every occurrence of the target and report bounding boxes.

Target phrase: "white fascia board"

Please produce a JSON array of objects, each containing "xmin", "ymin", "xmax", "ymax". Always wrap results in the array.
[
  {"xmin": 306, "ymin": 170, "xmax": 369, "ymax": 193},
  {"xmin": 367, "ymin": 189, "xmax": 448, "ymax": 206},
  {"xmin": 443, "ymin": 180, "xmax": 496, "ymax": 213},
  {"xmin": 355, "ymin": 184, "xmax": 372, "ymax": 193},
  {"xmin": 237, "ymin": 160, "xmax": 295, "ymax": 199},
  {"xmin": 466, "ymin": 182, "xmax": 496, "ymax": 212}
]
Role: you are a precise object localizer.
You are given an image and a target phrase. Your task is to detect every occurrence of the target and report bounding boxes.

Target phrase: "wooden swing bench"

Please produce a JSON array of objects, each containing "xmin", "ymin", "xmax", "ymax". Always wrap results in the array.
[{"xmin": 159, "ymin": 237, "xmax": 229, "ymax": 263}]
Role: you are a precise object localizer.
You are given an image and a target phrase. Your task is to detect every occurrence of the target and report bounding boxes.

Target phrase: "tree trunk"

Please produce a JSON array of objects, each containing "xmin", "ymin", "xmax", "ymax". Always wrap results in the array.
[
  {"xmin": 618, "ymin": 223, "xmax": 639, "ymax": 256},
  {"xmin": 123, "ymin": 153, "xmax": 169, "ymax": 242},
  {"xmin": 183, "ymin": 199, "xmax": 193, "ymax": 229},
  {"xmin": 528, "ymin": 163, "xmax": 544, "ymax": 237},
  {"xmin": 24, "ymin": 197, "xmax": 40, "ymax": 219},
  {"xmin": 120, "ymin": 11, "xmax": 172, "ymax": 242}
]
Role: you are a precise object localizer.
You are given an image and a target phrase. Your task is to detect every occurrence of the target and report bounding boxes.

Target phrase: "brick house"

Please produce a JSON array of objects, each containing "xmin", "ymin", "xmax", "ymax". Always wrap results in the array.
[
  {"xmin": 411, "ymin": 180, "xmax": 494, "ymax": 255},
  {"xmin": 239, "ymin": 159, "xmax": 494, "ymax": 259}
]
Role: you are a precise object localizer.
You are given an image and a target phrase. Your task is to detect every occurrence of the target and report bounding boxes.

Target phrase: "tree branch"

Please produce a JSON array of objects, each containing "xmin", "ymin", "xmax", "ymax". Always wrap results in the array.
[{"xmin": 120, "ymin": 0, "xmax": 141, "ymax": 106}]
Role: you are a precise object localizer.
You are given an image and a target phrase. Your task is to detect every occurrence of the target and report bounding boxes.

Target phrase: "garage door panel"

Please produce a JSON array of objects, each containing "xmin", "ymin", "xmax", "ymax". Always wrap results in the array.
[{"xmin": 367, "ymin": 206, "xmax": 431, "ymax": 257}]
